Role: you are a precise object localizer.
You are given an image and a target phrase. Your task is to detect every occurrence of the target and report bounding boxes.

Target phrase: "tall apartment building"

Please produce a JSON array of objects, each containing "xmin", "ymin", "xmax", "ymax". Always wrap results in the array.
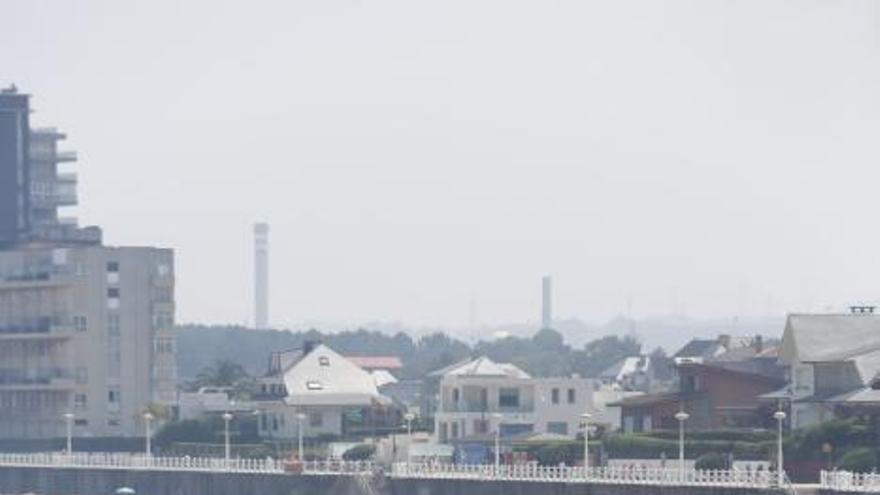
[{"xmin": 0, "ymin": 86, "xmax": 176, "ymax": 440}]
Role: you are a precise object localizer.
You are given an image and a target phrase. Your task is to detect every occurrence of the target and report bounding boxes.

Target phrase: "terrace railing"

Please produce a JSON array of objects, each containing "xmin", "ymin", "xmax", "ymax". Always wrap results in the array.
[
  {"xmin": 822, "ymin": 470, "xmax": 880, "ymax": 492},
  {"xmin": 392, "ymin": 462, "xmax": 781, "ymax": 488},
  {"xmin": 0, "ymin": 452, "xmax": 373, "ymax": 476}
]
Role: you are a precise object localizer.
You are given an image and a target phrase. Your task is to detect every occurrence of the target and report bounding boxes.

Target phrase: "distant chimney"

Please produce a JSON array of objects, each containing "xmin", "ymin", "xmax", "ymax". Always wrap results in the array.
[
  {"xmin": 542, "ymin": 275, "xmax": 552, "ymax": 330},
  {"xmin": 254, "ymin": 222, "xmax": 270, "ymax": 329},
  {"xmin": 753, "ymin": 335, "xmax": 763, "ymax": 354},
  {"xmin": 303, "ymin": 340, "xmax": 319, "ymax": 355},
  {"xmin": 850, "ymin": 305, "xmax": 876, "ymax": 315}
]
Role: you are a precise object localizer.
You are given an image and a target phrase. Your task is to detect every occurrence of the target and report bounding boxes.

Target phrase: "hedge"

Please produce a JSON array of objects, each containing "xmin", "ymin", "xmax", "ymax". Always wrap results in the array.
[{"xmin": 604, "ymin": 434, "xmax": 769, "ymax": 460}]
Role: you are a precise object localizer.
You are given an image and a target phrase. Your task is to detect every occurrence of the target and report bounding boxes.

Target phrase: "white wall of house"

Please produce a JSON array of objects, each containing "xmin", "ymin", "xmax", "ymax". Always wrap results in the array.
[
  {"xmin": 435, "ymin": 375, "xmax": 597, "ymax": 442},
  {"xmin": 257, "ymin": 401, "xmax": 346, "ymax": 438}
]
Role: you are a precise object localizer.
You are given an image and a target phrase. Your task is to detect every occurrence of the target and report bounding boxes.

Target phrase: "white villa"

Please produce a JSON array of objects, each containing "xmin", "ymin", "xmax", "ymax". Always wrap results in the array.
[
  {"xmin": 254, "ymin": 342, "xmax": 396, "ymax": 438},
  {"xmin": 433, "ymin": 356, "xmax": 599, "ymax": 443}
]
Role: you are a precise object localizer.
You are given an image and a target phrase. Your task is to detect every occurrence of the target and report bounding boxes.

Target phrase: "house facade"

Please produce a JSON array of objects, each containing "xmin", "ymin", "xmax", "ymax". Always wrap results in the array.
[
  {"xmin": 254, "ymin": 343, "xmax": 397, "ymax": 439},
  {"xmin": 613, "ymin": 347, "xmax": 784, "ymax": 433},
  {"xmin": 434, "ymin": 356, "xmax": 596, "ymax": 443},
  {"xmin": 774, "ymin": 312, "xmax": 880, "ymax": 429}
]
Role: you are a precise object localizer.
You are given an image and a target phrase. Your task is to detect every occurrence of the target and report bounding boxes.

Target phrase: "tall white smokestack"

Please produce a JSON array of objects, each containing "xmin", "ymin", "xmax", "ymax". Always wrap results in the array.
[
  {"xmin": 542, "ymin": 275, "xmax": 552, "ymax": 330},
  {"xmin": 254, "ymin": 222, "xmax": 269, "ymax": 329}
]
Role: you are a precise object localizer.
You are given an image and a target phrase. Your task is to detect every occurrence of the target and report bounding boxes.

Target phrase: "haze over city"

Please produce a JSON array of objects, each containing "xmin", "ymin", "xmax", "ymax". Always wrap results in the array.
[{"xmin": 3, "ymin": 1, "xmax": 879, "ymax": 333}]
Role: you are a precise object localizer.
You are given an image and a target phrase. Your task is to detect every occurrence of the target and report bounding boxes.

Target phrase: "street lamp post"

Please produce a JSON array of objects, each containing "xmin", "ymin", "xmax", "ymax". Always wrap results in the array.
[
  {"xmin": 492, "ymin": 413, "xmax": 503, "ymax": 476},
  {"xmin": 143, "ymin": 411, "xmax": 154, "ymax": 459},
  {"xmin": 222, "ymin": 412, "xmax": 233, "ymax": 466},
  {"xmin": 63, "ymin": 412, "xmax": 75, "ymax": 455},
  {"xmin": 580, "ymin": 412, "xmax": 592, "ymax": 478},
  {"xmin": 674, "ymin": 410, "xmax": 690, "ymax": 481},
  {"xmin": 774, "ymin": 410, "xmax": 787, "ymax": 487},
  {"xmin": 296, "ymin": 413, "xmax": 307, "ymax": 461},
  {"xmin": 404, "ymin": 412, "xmax": 416, "ymax": 465}
]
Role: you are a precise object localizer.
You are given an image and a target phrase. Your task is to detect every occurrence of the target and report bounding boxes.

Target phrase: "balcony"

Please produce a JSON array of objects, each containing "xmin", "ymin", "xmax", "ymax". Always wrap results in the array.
[
  {"xmin": 0, "ymin": 368, "xmax": 75, "ymax": 390},
  {"xmin": 441, "ymin": 401, "xmax": 535, "ymax": 414},
  {"xmin": 56, "ymin": 151, "xmax": 77, "ymax": 162},
  {"xmin": 56, "ymin": 172, "xmax": 78, "ymax": 183},
  {"xmin": 0, "ymin": 270, "xmax": 71, "ymax": 291},
  {"xmin": 0, "ymin": 320, "xmax": 75, "ymax": 340}
]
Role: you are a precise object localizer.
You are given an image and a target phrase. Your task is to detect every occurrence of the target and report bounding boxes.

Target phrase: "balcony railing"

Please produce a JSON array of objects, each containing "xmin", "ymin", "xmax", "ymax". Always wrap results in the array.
[
  {"xmin": 0, "ymin": 368, "xmax": 72, "ymax": 386},
  {"xmin": 0, "ymin": 268, "xmax": 71, "ymax": 290},
  {"xmin": 56, "ymin": 151, "xmax": 77, "ymax": 162},
  {"xmin": 441, "ymin": 403, "xmax": 535, "ymax": 414},
  {"xmin": 392, "ymin": 463, "xmax": 784, "ymax": 488},
  {"xmin": 0, "ymin": 452, "xmax": 374, "ymax": 476}
]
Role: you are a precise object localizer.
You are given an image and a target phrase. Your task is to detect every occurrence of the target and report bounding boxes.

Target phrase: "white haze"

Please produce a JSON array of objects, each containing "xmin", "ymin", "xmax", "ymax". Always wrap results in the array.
[{"xmin": 2, "ymin": 1, "xmax": 879, "ymax": 336}]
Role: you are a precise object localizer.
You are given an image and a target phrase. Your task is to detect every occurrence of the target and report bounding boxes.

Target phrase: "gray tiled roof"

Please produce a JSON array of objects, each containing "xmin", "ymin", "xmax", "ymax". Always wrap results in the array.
[{"xmin": 785, "ymin": 314, "xmax": 880, "ymax": 362}]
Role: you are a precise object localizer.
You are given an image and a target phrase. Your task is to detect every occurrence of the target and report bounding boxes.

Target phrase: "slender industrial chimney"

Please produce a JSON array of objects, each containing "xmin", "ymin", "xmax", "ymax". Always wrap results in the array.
[
  {"xmin": 254, "ymin": 222, "xmax": 269, "ymax": 329},
  {"xmin": 542, "ymin": 275, "xmax": 552, "ymax": 330}
]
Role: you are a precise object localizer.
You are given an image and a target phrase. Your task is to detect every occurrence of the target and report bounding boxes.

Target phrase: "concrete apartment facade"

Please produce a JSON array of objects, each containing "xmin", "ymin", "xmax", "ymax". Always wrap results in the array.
[
  {"xmin": 0, "ymin": 86, "xmax": 176, "ymax": 440},
  {"xmin": 434, "ymin": 357, "xmax": 596, "ymax": 443},
  {"xmin": 0, "ymin": 246, "xmax": 176, "ymax": 438}
]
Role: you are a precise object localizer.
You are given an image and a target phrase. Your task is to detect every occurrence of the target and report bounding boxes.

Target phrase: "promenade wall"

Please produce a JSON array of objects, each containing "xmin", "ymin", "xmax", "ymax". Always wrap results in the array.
[{"xmin": 0, "ymin": 466, "xmax": 784, "ymax": 495}]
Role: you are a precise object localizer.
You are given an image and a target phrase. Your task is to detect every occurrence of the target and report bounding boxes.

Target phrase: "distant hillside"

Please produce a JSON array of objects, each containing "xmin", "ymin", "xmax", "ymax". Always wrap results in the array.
[
  {"xmin": 175, "ymin": 325, "xmax": 471, "ymax": 382},
  {"xmin": 175, "ymin": 324, "xmax": 662, "ymax": 382}
]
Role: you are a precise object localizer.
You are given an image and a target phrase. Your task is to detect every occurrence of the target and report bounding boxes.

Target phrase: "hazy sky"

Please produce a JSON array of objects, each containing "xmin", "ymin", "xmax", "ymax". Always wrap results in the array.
[{"xmin": 3, "ymin": 1, "xmax": 879, "ymax": 331}]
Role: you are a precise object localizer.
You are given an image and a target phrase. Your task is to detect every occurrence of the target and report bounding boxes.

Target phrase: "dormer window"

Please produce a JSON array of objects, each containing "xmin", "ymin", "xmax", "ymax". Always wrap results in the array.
[
  {"xmin": 306, "ymin": 380, "xmax": 323, "ymax": 390},
  {"xmin": 318, "ymin": 356, "xmax": 330, "ymax": 367}
]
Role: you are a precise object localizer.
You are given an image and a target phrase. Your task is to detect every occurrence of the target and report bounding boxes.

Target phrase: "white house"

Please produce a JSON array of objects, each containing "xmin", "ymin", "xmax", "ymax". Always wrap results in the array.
[
  {"xmin": 774, "ymin": 311, "xmax": 880, "ymax": 429},
  {"xmin": 433, "ymin": 356, "xmax": 599, "ymax": 443},
  {"xmin": 255, "ymin": 342, "xmax": 395, "ymax": 439}
]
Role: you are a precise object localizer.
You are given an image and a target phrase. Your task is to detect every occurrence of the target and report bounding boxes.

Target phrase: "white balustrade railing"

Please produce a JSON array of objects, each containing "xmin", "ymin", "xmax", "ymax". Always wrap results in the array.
[
  {"xmin": 0, "ymin": 452, "xmax": 373, "ymax": 476},
  {"xmin": 392, "ymin": 462, "xmax": 780, "ymax": 488},
  {"xmin": 822, "ymin": 470, "xmax": 880, "ymax": 492}
]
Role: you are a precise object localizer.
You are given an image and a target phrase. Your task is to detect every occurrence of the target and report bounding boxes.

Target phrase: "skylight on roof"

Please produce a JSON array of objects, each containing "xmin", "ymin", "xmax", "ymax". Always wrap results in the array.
[{"xmin": 306, "ymin": 380, "xmax": 323, "ymax": 390}]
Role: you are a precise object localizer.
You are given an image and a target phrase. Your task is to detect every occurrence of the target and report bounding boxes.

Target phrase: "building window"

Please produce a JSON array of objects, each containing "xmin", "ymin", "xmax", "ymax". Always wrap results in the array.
[
  {"xmin": 306, "ymin": 381, "xmax": 323, "ymax": 390},
  {"xmin": 452, "ymin": 388, "xmax": 460, "ymax": 403},
  {"xmin": 309, "ymin": 412, "xmax": 323, "ymax": 427},
  {"xmin": 547, "ymin": 422, "xmax": 568, "ymax": 435},
  {"xmin": 152, "ymin": 313, "xmax": 173, "ymax": 330},
  {"xmin": 567, "ymin": 388, "xmax": 576, "ymax": 404},
  {"xmin": 499, "ymin": 388, "xmax": 520, "ymax": 408},
  {"xmin": 681, "ymin": 375, "xmax": 698, "ymax": 393},
  {"xmin": 108, "ymin": 389, "xmax": 120, "ymax": 403},
  {"xmin": 107, "ymin": 419, "xmax": 121, "ymax": 427},
  {"xmin": 318, "ymin": 356, "xmax": 330, "ymax": 367},
  {"xmin": 451, "ymin": 422, "xmax": 459, "ymax": 438},
  {"xmin": 107, "ymin": 314, "xmax": 120, "ymax": 336},
  {"xmin": 107, "ymin": 288, "xmax": 120, "ymax": 299},
  {"xmin": 73, "ymin": 315, "xmax": 87, "ymax": 332},
  {"xmin": 106, "ymin": 261, "xmax": 119, "ymax": 273},
  {"xmin": 473, "ymin": 419, "xmax": 488, "ymax": 434},
  {"xmin": 75, "ymin": 367, "xmax": 88, "ymax": 384},
  {"xmin": 551, "ymin": 388, "xmax": 559, "ymax": 404},
  {"xmin": 74, "ymin": 419, "xmax": 88, "ymax": 427},
  {"xmin": 156, "ymin": 264, "xmax": 170, "ymax": 276},
  {"xmin": 74, "ymin": 394, "xmax": 87, "ymax": 409}
]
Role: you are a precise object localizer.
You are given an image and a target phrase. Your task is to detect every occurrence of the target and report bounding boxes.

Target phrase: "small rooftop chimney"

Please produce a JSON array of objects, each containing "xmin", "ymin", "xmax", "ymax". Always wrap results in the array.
[
  {"xmin": 303, "ymin": 340, "xmax": 320, "ymax": 355},
  {"xmin": 753, "ymin": 335, "xmax": 763, "ymax": 354}
]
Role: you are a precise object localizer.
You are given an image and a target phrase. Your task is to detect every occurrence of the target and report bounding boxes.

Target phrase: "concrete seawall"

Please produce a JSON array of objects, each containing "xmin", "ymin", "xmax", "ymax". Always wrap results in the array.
[
  {"xmin": 391, "ymin": 479, "xmax": 783, "ymax": 495},
  {"xmin": 0, "ymin": 467, "xmax": 372, "ymax": 495},
  {"xmin": 0, "ymin": 467, "xmax": 784, "ymax": 495}
]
